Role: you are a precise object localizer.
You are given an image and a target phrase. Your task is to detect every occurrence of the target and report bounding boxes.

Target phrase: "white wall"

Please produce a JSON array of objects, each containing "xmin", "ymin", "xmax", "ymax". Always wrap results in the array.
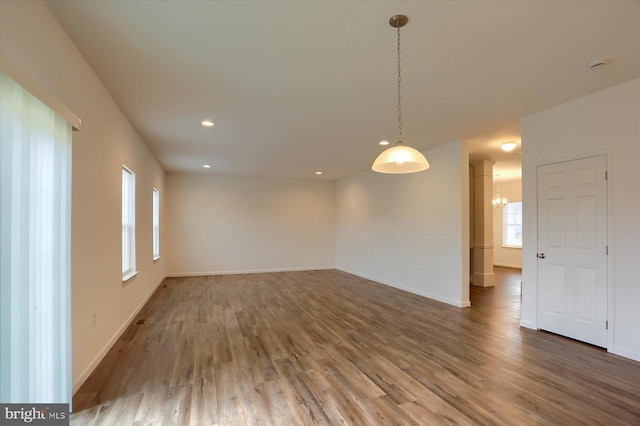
[
  {"xmin": 521, "ymin": 78, "xmax": 640, "ymax": 361},
  {"xmin": 335, "ymin": 141, "xmax": 470, "ymax": 307},
  {"xmin": 0, "ymin": 1, "xmax": 167, "ymax": 391},
  {"xmin": 493, "ymin": 179, "xmax": 522, "ymax": 269},
  {"xmin": 166, "ymin": 173, "xmax": 335, "ymax": 275}
]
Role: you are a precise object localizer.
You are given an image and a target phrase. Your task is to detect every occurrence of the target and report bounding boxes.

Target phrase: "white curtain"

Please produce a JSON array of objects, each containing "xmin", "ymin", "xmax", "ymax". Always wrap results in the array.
[{"xmin": 0, "ymin": 71, "xmax": 72, "ymax": 404}]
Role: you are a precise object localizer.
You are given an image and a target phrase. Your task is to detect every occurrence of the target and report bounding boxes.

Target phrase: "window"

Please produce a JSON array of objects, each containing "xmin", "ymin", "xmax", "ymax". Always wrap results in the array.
[
  {"xmin": 503, "ymin": 201, "xmax": 522, "ymax": 247},
  {"xmin": 152, "ymin": 188, "xmax": 160, "ymax": 260},
  {"xmin": 0, "ymin": 71, "xmax": 73, "ymax": 403},
  {"xmin": 122, "ymin": 166, "xmax": 136, "ymax": 280}
]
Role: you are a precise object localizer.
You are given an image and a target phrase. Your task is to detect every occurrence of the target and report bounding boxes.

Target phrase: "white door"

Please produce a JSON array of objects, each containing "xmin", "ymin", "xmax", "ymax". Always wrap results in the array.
[{"xmin": 537, "ymin": 155, "xmax": 608, "ymax": 347}]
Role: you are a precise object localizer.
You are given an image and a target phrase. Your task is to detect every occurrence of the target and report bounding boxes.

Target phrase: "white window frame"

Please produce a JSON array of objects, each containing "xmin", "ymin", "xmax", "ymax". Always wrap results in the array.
[
  {"xmin": 503, "ymin": 201, "xmax": 522, "ymax": 248},
  {"xmin": 152, "ymin": 188, "xmax": 160, "ymax": 261},
  {"xmin": 122, "ymin": 165, "xmax": 137, "ymax": 281}
]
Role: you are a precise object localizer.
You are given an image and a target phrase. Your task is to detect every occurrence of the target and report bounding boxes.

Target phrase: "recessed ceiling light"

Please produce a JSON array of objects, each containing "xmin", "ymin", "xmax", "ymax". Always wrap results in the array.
[
  {"xmin": 501, "ymin": 142, "xmax": 517, "ymax": 152},
  {"xmin": 202, "ymin": 164, "xmax": 211, "ymax": 168},
  {"xmin": 315, "ymin": 171, "xmax": 323, "ymax": 175},
  {"xmin": 201, "ymin": 120, "xmax": 214, "ymax": 127},
  {"xmin": 379, "ymin": 140, "xmax": 390, "ymax": 146}
]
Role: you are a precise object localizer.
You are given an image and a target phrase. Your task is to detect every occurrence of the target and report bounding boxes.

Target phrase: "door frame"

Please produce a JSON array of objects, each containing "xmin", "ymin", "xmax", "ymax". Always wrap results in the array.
[{"xmin": 522, "ymin": 148, "xmax": 615, "ymax": 352}]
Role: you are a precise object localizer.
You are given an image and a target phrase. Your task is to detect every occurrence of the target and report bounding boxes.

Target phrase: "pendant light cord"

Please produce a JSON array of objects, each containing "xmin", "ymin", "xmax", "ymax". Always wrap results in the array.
[{"xmin": 397, "ymin": 26, "xmax": 403, "ymax": 142}]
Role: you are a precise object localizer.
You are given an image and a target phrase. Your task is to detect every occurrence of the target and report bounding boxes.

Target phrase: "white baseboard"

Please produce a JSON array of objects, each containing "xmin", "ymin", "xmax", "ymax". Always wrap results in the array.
[
  {"xmin": 72, "ymin": 275, "xmax": 166, "ymax": 394},
  {"xmin": 337, "ymin": 268, "xmax": 470, "ymax": 308},
  {"xmin": 518, "ymin": 323, "xmax": 640, "ymax": 364},
  {"xmin": 519, "ymin": 319, "xmax": 536, "ymax": 330},
  {"xmin": 493, "ymin": 262, "xmax": 522, "ymax": 269},
  {"xmin": 609, "ymin": 346, "xmax": 640, "ymax": 362},
  {"xmin": 166, "ymin": 266, "xmax": 333, "ymax": 278}
]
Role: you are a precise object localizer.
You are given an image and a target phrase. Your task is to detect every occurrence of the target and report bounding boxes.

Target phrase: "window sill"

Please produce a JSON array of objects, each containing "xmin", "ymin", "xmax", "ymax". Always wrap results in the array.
[
  {"xmin": 122, "ymin": 271, "xmax": 139, "ymax": 282},
  {"xmin": 502, "ymin": 245, "xmax": 522, "ymax": 249},
  {"xmin": 153, "ymin": 256, "xmax": 161, "ymax": 263}
]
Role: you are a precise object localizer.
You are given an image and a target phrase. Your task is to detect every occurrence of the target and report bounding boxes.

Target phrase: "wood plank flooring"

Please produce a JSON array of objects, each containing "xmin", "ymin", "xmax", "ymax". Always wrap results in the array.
[{"xmin": 71, "ymin": 268, "xmax": 640, "ymax": 425}]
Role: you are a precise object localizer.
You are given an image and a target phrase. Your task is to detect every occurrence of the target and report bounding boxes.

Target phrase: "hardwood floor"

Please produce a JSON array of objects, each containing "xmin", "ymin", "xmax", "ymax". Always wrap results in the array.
[{"xmin": 71, "ymin": 268, "xmax": 640, "ymax": 425}]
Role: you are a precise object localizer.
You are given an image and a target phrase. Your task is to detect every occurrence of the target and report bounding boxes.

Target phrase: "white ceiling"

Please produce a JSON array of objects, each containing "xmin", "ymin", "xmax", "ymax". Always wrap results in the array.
[{"xmin": 46, "ymin": 1, "xmax": 640, "ymax": 181}]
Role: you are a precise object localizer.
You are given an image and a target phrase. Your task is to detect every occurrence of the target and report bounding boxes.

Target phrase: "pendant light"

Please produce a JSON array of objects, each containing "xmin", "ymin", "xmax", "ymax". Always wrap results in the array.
[{"xmin": 372, "ymin": 15, "xmax": 429, "ymax": 174}]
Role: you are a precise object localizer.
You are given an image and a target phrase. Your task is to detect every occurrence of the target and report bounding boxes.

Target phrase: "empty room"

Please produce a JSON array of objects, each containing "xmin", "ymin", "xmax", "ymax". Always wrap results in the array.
[{"xmin": 1, "ymin": 1, "xmax": 639, "ymax": 424}]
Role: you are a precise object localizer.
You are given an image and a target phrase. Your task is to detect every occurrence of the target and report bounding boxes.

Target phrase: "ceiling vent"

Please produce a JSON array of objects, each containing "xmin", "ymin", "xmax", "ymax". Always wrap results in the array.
[{"xmin": 588, "ymin": 59, "xmax": 609, "ymax": 70}]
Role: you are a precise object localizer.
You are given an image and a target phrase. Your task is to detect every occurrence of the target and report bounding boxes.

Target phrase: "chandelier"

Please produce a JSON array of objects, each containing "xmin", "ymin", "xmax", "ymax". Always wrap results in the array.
[{"xmin": 492, "ymin": 174, "xmax": 507, "ymax": 207}]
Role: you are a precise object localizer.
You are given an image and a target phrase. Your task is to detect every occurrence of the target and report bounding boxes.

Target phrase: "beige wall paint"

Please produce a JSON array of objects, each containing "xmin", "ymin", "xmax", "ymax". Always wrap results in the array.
[
  {"xmin": 335, "ymin": 140, "xmax": 471, "ymax": 308},
  {"xmin": 3, "ymin": 3, "xmax": 637, "ymax": 395},
  {"xmin": 166, "ymin": 173, "xmax": 335, "ymax": 275},
  {"xmin": 1, "ymin": 1, "xmax": 167, "ymax": 391},
  {"xmin": 493, "ymin": 179, "xmax": 522, "ymax": 269},
  {"xmin": 521, "ymin": 78, "xmax": 640, "ymax": 361}
]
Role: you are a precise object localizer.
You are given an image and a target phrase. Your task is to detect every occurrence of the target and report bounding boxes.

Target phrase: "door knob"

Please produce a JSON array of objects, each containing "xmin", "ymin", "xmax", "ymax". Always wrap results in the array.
[{"xmin": 537, "ymin": 253, "xmax": 546, "ymax": 259}]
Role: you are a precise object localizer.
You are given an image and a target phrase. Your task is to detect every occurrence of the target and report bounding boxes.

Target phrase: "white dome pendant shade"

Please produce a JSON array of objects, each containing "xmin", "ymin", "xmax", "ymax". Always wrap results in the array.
[
  {"xmin": 372, "ymin": 14, "xmax": 429, "ymax": 175},
  {"xmin": 372, "ymin": 141, "xmax": 429, "ymax": 174}
]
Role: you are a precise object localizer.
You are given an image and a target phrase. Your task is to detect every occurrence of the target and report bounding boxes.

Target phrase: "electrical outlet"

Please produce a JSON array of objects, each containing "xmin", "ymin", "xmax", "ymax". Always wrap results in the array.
[{"xmin": 92, "ymin": 312, "xmax": 96, "ymax": 326}]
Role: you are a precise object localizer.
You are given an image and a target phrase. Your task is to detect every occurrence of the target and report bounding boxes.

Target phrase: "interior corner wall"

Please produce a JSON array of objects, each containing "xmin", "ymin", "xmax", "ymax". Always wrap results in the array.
[
  {"xmin": 521, "ymin": 78, "xmax": 640, "ymax": 362},
  {"xmin": 335, "ymin": 140, "xmax": 471, "ymax": 308},
  {"xmin": 493, "ymin": 179, "xmax": 522, "ymax": 269},
  {"xmin": 1, "ymin": 0, "xmax": 167, "ymax": 391},
  {"xmin": 165, "ymin": 173, "xmax": 336, "ymax": 275}
]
